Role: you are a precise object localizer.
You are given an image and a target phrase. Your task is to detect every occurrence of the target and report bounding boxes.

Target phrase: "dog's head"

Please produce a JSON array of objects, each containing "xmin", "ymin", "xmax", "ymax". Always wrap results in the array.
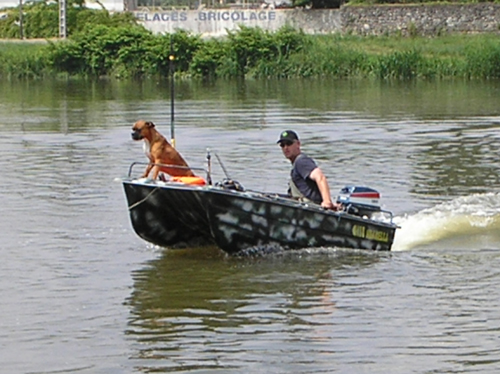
[{"xmin": 131, "ymin": 120, "xmax": 155, "ymax": 141}]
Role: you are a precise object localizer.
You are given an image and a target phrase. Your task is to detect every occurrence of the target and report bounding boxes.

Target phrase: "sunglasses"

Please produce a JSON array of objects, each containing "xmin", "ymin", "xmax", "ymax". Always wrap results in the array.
[{"xmin": 279, "ymin": 141, "xmax": 294, "ymax": 147}]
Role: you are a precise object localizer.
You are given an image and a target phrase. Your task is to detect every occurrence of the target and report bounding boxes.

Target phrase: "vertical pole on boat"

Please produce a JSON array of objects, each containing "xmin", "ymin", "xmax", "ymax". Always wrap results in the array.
[
  {"xmin": 206, "ymin": 148, "xmax": 212, "ymax": 185},
  {"xmin": 169, "ymin": 35, "xmax": 176, "ymax": 148}
]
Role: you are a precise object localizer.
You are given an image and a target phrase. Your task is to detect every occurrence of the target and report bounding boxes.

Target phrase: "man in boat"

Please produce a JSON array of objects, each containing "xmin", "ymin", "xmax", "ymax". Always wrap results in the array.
[{"xmin": 277, "ymin": 130, "xmax": 342, "ymax": 211}]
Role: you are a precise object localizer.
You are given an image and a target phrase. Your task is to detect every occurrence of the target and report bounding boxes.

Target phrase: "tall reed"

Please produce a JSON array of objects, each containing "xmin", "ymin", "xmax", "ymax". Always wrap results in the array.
[{"xmin": 0, "ymin": 42, "xmax": 50, "ymax": 78}]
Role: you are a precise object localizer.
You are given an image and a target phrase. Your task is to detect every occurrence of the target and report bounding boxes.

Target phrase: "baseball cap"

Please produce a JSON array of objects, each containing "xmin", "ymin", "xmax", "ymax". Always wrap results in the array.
[{"xmin": 277, "ymin": 130, "xmax": 299, "ymax": 144}]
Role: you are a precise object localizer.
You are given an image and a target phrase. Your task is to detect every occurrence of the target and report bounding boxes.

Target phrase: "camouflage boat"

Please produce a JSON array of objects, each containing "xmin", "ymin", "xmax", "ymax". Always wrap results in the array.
[
  {"xmin": 122, "ymin": 162, "xmax": 398, "ymax": 254},
  {"xmin": 123, "ymin": 177, "xmax": 213, "ymax": 249}
]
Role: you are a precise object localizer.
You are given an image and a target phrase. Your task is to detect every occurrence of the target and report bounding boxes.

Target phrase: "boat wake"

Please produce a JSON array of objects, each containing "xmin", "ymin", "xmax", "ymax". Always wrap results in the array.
[
  {"xmin": 392, "ymin": 192, "xmax": 500, "ymax": 251},
  {"xmin": 233, "ymin": 244, "xmax": 287, "ymax": 257}
]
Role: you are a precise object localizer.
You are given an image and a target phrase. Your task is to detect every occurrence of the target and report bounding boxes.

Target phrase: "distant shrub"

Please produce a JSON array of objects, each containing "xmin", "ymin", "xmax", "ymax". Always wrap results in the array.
[{"xmin": 0, "ymin": 1, "xmax": 138, "ymax": 39}]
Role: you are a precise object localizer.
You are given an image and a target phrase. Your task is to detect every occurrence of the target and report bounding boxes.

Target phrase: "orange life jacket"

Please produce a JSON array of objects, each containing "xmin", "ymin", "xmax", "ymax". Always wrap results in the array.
[{"xmin": 170, "ymin": 176, "xmax": 206, "ymax": 185}]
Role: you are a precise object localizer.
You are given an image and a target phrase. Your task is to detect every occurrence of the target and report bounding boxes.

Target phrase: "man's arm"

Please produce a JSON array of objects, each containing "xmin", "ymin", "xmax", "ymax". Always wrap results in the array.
[{"xmin": 309, "ymin": 168, "xmax": 342, "ymax": 210}]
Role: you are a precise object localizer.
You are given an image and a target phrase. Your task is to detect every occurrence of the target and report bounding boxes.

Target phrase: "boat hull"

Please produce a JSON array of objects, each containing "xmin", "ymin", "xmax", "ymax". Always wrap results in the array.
[
  {"xmin": 122, "ymin": 179, "xmax": 397, "ymax": 253},
  {"xmin": 204, "ymin": 190, "xmax": 395, "ymax": 254},
  {"xmin": 123, "ymin": 179, "xmax": 213, "ymax": 248}
]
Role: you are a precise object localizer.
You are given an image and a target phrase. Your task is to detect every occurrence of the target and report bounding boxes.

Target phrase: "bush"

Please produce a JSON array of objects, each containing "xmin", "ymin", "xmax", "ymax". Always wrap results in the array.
[
  {"xmin": 152, "ymin": 30, "xmax": 203, "ymax": 76},
  {"xmin": 0, "ymin": 0, "xmax": 139, "ymax": 39},
  {"xmin": 190, "ymin": 39, "xmax": 228, "ymax": 78},
  {"xmin": 47, "ymin": 24, "xmax": 155, "ymax": 77}
]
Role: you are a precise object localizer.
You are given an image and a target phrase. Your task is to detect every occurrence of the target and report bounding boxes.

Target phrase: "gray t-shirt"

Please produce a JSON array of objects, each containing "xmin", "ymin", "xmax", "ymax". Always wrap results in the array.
[{"xmin": 291, "ymin": 153, "xmax": 322, "ymax": 204}]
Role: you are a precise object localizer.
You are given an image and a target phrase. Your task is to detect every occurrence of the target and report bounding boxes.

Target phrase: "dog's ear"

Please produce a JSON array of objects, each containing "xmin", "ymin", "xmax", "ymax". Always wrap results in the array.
[{"xmin": 146, "ymin": 121, "xmax": 155, "ymax": 128}]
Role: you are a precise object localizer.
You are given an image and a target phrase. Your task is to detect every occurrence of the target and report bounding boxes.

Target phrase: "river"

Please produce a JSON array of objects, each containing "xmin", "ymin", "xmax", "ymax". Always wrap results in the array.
[{"xmin": 1, "ymin": 78, "xmax": 500, "ymax": 373}]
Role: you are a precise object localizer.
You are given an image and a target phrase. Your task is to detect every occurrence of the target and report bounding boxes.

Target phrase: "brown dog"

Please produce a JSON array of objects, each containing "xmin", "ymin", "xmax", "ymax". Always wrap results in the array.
[{"xmin": 131, "ymin": 120, "xmax": 194, "ymax": 179}]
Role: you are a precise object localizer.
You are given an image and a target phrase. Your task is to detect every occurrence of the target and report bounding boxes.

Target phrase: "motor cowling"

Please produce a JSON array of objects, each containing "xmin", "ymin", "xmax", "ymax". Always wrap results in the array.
[{"xmin": 337, "ymin": 186, "xmax": 381, "ymax": 217}]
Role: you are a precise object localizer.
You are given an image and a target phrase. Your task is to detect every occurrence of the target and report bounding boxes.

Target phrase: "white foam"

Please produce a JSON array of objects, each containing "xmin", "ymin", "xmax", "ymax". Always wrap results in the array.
[{"xmin": 391, "ymin": 192, "xmax": 500, "ymax": 251}]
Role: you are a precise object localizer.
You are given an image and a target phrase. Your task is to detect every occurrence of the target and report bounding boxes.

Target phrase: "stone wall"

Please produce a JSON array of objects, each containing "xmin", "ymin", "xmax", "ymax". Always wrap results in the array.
[
  {"xmin": 341, "ymin": 4, "xmax": 500, "ymax": 36},
  {"xmin": 134, "ymin": 4, "xmax": 500, "ymax": 37}
]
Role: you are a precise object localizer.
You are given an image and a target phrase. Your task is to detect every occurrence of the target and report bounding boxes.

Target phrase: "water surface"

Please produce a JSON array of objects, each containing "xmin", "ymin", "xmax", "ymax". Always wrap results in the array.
[{"xmin": 1, "ymin": 79, "xmax": 500, "ymax": 373}]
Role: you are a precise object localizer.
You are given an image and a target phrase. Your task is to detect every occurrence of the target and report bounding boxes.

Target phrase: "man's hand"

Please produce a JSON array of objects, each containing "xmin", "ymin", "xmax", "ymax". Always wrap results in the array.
[{"xmin": 321, "ymin": 201, "xmax": 343, "ymax": 211}]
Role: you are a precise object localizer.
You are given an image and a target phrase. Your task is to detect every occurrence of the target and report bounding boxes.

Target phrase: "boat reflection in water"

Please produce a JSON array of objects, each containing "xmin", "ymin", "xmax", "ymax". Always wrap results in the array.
[
  {"xmin": 122, "ymin": 157, "xmax": 398, "ymax": 254},
  {"xmin": 125, "ymin": 247, "xmax": 383, "ymax": 371}
]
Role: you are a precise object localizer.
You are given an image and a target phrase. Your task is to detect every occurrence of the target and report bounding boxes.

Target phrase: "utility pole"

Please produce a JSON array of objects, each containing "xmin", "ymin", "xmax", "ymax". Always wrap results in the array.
[
  {"xmin": 19, "ymin": 0, "xmax": 23, "ymax": 39},
  {"xmin": 59, "ymin": 0, "xmax": 67, "ymax": 39}
]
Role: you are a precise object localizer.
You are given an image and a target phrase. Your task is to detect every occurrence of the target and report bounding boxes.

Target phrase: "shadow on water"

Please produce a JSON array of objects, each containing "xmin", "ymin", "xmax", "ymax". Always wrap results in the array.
[{"xmin": 124, "ymin": 246, "xmax": 385, "ymax": 371}]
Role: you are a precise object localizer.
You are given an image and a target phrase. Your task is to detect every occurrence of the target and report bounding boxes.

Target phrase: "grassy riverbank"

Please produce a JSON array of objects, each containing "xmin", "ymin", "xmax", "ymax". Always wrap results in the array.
[{"xmin": 1, "ymin": 26, "xmax": 500, "ymax": 80}]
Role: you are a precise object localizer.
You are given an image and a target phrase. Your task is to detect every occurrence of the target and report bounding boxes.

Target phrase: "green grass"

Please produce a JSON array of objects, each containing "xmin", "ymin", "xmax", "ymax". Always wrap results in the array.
[
  {"xmin": 0, "ymin": 41, "xmax": 51, "ymax": 78},
  {"xmin": 3, "ymin": 31, "xmax": 500, "ymax": 79}
]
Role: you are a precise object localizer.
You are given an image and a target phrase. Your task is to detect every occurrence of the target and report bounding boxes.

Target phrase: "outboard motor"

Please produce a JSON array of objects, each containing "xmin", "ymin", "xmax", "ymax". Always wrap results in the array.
[{"xmin": 337, "ymin": 186, "xmax": 382, "ymax": 218}]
